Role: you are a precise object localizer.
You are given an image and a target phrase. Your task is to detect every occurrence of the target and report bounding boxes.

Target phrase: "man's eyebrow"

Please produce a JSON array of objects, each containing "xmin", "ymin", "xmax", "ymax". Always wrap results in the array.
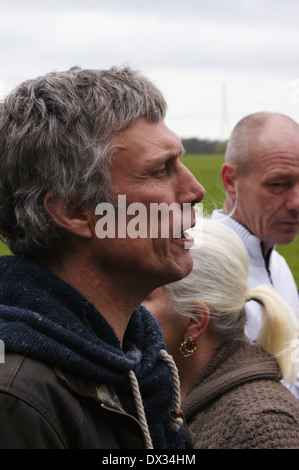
[
  {"xmin": 153, "ymin": 148, "xmax": 184, "ymax": 165},
  {"xmin": 164, "ymin": 146, "xmax": 185, "ymax": 160},
  {"xmin": 265, "ymin": 173, "xmax": 294, "ymax": 180}
]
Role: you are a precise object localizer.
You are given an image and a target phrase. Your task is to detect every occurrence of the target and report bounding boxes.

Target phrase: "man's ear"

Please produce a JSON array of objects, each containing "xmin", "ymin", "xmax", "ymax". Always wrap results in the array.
[
  {"xmin": 184, "ymin": 301, "xmax": 210, "ymax": 342},
  {"xmin": 221, "ymin": 162, "xmax": 239, "ymax": 201},
  {"xmin": 44, "ymin": 192, "xmax": 93, "ymax": 239}
]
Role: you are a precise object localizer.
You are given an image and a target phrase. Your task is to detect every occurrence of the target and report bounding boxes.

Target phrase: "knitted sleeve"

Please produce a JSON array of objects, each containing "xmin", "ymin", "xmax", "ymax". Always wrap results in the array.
[{"xmin": 229, "ymin": 411, "xmax": 299, "ymax": 449}]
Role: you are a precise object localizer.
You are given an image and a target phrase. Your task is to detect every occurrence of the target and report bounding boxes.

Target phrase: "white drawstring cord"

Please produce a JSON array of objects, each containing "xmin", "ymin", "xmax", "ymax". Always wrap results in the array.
[
  {"xmin": 127, "ymin": 348, "xmax": 184, "ymax": 449},
  {"xmin": 128, "ymin": 370, "xmax": 154, "ymax": 449},
  {"xmin": 159, "ymin": 349, "xmax": 184, "ymax": 431}
]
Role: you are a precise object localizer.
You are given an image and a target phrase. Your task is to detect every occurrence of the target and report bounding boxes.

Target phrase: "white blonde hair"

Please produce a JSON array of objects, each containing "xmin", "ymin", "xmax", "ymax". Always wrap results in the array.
[{"xmin": 165, "ymin": 218, "xmax": 299, "ymax": 385}]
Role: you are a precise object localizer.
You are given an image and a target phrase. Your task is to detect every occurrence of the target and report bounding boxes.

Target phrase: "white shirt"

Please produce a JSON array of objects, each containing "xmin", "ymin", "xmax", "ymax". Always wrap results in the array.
[{"xmin": 211, "ymin": 209, "xmax": 299, "ymax": 397}]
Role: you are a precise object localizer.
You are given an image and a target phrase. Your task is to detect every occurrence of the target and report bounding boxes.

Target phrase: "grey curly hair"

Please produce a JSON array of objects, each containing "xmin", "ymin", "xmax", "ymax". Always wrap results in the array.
[{"xmin": 0, "ymin": 66, "xmax": 167, "ymax": 261}]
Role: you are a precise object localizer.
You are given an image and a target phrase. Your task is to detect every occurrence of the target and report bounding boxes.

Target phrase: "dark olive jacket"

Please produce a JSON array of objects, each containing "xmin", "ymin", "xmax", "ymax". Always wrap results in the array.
[{"xmin": 0, "ymin": 353, "xmax": 147, "ymax": 449}]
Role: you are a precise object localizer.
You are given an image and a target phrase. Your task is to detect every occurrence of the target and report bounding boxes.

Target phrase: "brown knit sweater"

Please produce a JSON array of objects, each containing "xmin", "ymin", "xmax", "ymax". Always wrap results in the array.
[{"xmin": 182, "ymin": 339, "xmax": 299, "ymax": 449}]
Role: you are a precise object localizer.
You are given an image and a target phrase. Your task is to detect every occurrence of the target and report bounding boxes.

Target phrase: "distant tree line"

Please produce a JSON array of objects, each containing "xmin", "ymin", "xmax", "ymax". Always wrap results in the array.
[{"xmin": 181, "ymin": 138, "xmax": 228, "ymax": 154}]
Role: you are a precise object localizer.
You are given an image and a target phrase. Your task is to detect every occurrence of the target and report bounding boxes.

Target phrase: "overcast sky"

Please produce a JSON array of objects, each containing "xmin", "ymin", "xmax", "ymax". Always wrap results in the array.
[{"xmin": 1, "ymin": 0, "xmax": 298, "ymax": 139}]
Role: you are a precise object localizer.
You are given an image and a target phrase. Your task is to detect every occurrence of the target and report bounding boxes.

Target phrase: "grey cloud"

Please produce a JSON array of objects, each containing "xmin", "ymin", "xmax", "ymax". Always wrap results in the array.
[
  {"xmin": 1, "ymin": 0, "xmax": 298, "ymax": 138},
  {"xmin": 2, "ymin": 0, "xmax": 299, "ymax": 23},
  {"xmin": 1, "ymin": 5, "xmax": 297, "ymax": 74}
]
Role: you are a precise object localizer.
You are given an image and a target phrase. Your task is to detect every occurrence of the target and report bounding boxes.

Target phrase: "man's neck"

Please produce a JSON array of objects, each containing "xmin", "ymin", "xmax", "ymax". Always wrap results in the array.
[
  {"xmin": 260, "ymin": 241, "xmax": 274, "ymax": 259},
  {"xmin": 222, "ymin": 200, "xmax": 274, "ymax": 258},
  {"xmin": 46, "ymin": 251, "xmax": 146, "ymax": 347}
]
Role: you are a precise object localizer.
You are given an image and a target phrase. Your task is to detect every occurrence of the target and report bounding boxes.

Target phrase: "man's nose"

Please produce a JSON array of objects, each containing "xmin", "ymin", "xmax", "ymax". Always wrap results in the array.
[
  {"xmin": 286, "ymin": 184, "xmax": 299, "ymax": 212},
  {"xmin": 177, "ymin": 161, "xmax": 205, "ymax": 205}
]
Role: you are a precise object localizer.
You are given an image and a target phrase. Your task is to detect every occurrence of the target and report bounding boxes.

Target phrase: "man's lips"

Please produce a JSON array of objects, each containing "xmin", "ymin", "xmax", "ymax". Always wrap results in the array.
[
  {"xmin": 279, "ymin": 220, "xmax": 299, "ymax": 225},
  {"xmin": 190, "ymin": 208, "xmax": 196, "ymax": 228},
  {"xmin": 171, "ymin": 231, "xmax": 194, "ymax": 249},
  {"xmin": 183, "ymin": 232, "xmax": 194, "ymax": 248}
]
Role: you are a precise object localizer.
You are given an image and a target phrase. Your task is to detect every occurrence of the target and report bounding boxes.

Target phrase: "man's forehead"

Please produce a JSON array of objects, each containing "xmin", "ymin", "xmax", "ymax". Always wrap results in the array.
[
  {"xmin": 115, "ymin": 118, "xmax": 184, "ymax": 156},
  {"xmin": 257, "ymin": 116, "xmax": 299, "ymax": 143},
  {"xmin": 248, "ymin": 151, "xmax": 299, "ymax": 181},
  {"xmin": 250, "ymin": 118, "xmax": 299, "ymax": 160}
]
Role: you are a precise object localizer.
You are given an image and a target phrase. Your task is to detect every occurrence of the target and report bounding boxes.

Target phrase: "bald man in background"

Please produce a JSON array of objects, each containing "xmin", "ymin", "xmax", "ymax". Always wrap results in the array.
[{"xmin": 212, "ymin": 112, "xmax": 299, "ymax": 396}]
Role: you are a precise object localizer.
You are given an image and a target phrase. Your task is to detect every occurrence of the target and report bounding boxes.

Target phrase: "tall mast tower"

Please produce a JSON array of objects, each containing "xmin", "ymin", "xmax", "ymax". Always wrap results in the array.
[{"xmin": 219, "ymin": 81, "xmax": 230, "ymax": 141}]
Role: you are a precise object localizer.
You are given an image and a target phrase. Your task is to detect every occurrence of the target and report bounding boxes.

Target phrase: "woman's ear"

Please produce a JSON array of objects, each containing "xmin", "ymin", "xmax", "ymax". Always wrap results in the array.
[
  {"xmin": 184, "ymin": 301, "xmax": 210, "ymax": 342},
  {"xmin": 44, "ymin": 192, "xmax": 93, "ymax": 239}
]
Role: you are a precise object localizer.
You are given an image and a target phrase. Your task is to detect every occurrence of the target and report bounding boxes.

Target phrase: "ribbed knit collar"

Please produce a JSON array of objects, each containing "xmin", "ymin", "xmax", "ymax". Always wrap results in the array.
[{"xmin": 211, "ymin": 209, "xmax": 274, "ymax": 266}]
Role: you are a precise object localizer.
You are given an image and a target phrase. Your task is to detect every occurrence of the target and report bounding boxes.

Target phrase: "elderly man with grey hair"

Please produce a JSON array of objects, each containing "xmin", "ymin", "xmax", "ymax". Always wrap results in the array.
[
  {"xmin": 212, "ymin": 111, "xmax": 299, "ymax": 397},
  {"xmin": 0, "ymin": 66, "xmax": 204, "ymax": 448}
]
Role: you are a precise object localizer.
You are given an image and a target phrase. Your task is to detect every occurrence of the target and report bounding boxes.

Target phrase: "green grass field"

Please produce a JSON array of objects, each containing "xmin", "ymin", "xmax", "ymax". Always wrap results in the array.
[
  {"xmin": 181, "ymin": 154, "xmax": 299, "ymax": 287},
  {"xmin": 0, "ymin": 153, "xmax": 298, "ymax": 286},
  {"xmin": 0, "ymin": 241, "xmax": 10, "ymax": 256}
]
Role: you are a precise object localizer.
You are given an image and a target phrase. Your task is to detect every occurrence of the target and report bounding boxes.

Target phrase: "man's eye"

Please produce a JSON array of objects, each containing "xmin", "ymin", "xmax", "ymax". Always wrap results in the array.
[
  {"xmin": 268, "ymin": 182, "xmax": 289, "ymax": 191},
  {"xmin": 155, "ymin": 162, "xmax": 172, "ymax": 176},
  {"xmin": 153, "ymin": 157, "xmax": 176, "ymax": 177},
  {"xmin": 156, "ymin": 166, "xmax": 167, "ymax": 175}
]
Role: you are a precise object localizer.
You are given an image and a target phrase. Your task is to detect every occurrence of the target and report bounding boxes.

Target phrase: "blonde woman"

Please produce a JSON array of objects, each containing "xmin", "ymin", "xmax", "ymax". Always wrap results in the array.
[{"xmin": 143, "ymin": 219, "xmax": 299, "ymax": 449}]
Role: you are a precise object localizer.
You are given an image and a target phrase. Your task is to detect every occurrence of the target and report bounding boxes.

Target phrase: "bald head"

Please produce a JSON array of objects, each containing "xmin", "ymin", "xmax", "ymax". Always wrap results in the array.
[
  {"xmin": 222, "ymin": 111, "xmax": 299, "ymax": 253},
  {"xmin": 225, "ymin": 112, "xmax": 299, "ymax": 175}
]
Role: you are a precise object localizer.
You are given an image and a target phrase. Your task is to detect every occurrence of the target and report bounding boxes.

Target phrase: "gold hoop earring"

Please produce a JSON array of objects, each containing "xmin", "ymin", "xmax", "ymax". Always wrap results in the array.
[{"xmin": 179, "ymin": 336, "xmax": 197, "ymax": 358}]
